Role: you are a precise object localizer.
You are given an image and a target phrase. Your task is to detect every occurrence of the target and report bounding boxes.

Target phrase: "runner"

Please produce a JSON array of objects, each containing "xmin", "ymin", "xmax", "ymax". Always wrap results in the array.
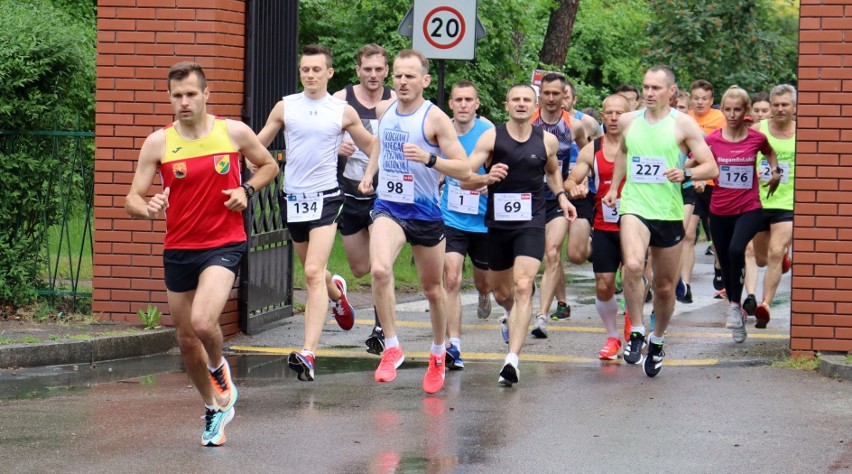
[
  {"xmin": 125, "ymin": 62, "xmax": 279, "ymax": 445},
  {"xmin": 688, "ymin": 79, "xmax": 726, "ymax": 299},
  {"xmin": 603, "ymin": 66, "xmax": 718, "ymax": 377},
  {"xmin": 358, "ymin": 49, "xmax": 472, "ymax": 394},
  {"xmin": 441, "ymin": 80, "xmax": 495, "ymax": 370},
  {"xmin": 331, "ymin": 44, "xmax": 397, "ymax": 355},
  {"xmin": 706, "ymin": 85, "xmax": 780, "ymax": 342},
  {"xmin": 563, "ymin": 80, "xmax": 603, "ymax": 139},
  {"xmin": 615, "ymin": 84, "xmax": 642, "ymax": 111},
  {"xmin": 529, "ymin": 73, "xmax": 588, "ymax": 339},
  {"xmin": 742, "ymin": 90, "xmax": 774, "ymax": 313},
  {"xmin": 256, "ymin": 44, "xmax": 376, "ymax": 381},
  {"xmin": 462, "ymin": 83, "xmax": 577, "ymax": 386},
  {"xmin": 748, "ymin": 84, "xmax": 797, "ymax": 328},
  {"xmin": 566, "ymin": 94, "xmax": 630, "ymax": 359}
]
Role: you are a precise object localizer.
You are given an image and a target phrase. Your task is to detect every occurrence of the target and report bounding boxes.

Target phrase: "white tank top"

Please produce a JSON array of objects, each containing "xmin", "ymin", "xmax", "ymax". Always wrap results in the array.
[{"xmin": 283, "ymin": 92, "xmax": 345, "ymax": 194}]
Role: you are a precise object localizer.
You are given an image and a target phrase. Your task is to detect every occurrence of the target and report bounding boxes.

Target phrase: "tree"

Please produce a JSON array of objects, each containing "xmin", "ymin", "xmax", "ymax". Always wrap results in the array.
[
  {"xmin": 644, "ymin": 0, "xmax": 798, "ymax": 97},
  {"xmin": 563, "ymin": 0, "xmax": 650, "ymax": 108},
  {"xmin": 299, "ymin": 0, "xmax": 552, "ymax": 122},
  {"xmin": 538, "ymin": 0, "xmax": 581, "ymax": 67}
]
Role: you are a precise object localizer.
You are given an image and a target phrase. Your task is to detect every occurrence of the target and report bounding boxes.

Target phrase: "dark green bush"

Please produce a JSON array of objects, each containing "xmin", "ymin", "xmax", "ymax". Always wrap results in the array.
[
  {"xmin": 0, "ymin": 1, "xmax": 95, "ymax": 306},
  {"xmin": 0, "ymin": 1, "xmax": 95, "ymax": 130}
]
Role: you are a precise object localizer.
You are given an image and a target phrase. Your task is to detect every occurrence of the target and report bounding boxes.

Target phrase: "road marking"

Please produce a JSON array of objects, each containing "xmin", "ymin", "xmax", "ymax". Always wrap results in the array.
[
  {"xmin": 229, "ymin": 345, "xmax": 720, "ymax": 366},
  {"xmin": 343, "ymin": 319, "xmax": 789, "ymax": 340}
]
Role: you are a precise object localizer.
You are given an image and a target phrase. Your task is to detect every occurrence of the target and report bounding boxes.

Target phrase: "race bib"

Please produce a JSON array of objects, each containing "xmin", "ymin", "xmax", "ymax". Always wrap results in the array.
[
  {"xmin": 379, "ymin": 172, "xmax": 414, "ymax": 203},
  {"xmin": 718, "ymin": 165, "xmax": 754, "ymax": 189},
  {"xmin": 287, "ymin": 193, "xmax": 324, "ymax": 223},
  {"xmin": 759, "ymin": 160, "xmax": 790, "ymax": 184},
  {"xmin": 494, "ymin": 193, "xmax": 532, "ymax": 221},
  {"xmin": 631, "ymin": 156, "xmax": 666, "ymax": 184},
  {"xmin": 447, "ymin": 183, "xmax": 479, "ymax": 215},
  {"xmin": 602, "ymin": 198, "xmax": 620, "ymax": 223}
]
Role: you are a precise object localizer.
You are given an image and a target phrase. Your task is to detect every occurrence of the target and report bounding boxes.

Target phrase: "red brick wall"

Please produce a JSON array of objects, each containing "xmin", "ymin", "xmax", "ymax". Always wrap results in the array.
[
  {"xmin": 792, "ymin": 1, "xmax": 852, "ymax": 355},
  {"xmin": 94, "ymin": 0, "xmax": 246, "ymax": 336}
]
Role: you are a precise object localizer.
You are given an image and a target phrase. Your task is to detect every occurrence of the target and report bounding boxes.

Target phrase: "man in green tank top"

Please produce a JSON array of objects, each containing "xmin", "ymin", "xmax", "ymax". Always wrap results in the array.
[
  {"xmin": 746, "ymin": 84, "xmax": 797, "ymax": 328},
  {"xmin": 602, "ymin": 65, "xmax": 718, "ymax": 377}
]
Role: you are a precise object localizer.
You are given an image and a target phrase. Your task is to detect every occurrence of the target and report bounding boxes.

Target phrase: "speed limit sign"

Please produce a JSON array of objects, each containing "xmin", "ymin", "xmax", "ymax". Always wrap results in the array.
[{"xmin": 412, "ymin": 0, "xmax": 477, "ymax": 60}]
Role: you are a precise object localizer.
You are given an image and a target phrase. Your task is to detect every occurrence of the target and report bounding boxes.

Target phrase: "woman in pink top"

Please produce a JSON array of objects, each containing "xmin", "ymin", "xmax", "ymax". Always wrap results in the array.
[{"xmin": 705, "ymin": 86, "xmax": 781, "ymax": 344}]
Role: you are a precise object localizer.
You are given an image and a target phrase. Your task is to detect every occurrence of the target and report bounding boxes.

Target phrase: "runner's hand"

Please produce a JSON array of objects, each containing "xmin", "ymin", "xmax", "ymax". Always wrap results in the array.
[
  {"xmin": 561, "ymin": 199, "xmax": 577, "ymax": 223},
  {"xmin": 602, "ymin": 189, "xmax": 617, "ymax": 208},
  {"xmin": 568, "ymin": 182, "xmax": 588, "ymax": 199},
  {"xmin": 764, "ymin": 171, "xmax": 781, "ymax": 198},
  {"xmin": 146, "ymin": 187, "xmax": 170, "ymax": 219},
  {"xmin": 486, "ymin": 163, "xmax": 508, "ymax": 185},
  {"xmin": 403, "ymin": 143, "xmax": 428, "ymax": 164},
  {"xmin": 339, "ymin": 139, "xmax": 356, "ymax": 158},
  {"xmin": 222, "ymin": 188, "xmax": 248, "ymax": 211},
  {"xmin": 358, "ymin": 177, "xmax": 375, "ymax": 195}
]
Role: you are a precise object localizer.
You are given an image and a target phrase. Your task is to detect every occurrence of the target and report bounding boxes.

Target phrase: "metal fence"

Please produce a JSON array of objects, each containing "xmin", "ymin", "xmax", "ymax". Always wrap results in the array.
[{"xmin": 0, "ymin": 130, "xmax": 94, "ymax": 310}]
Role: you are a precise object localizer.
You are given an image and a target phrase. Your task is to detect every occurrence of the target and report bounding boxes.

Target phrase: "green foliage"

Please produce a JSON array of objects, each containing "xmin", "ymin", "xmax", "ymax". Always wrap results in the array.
[
  {"xmin": 0, "ymin": 147, "xmax": 53, "ymax": 306},
  {"xmin": 563, "ymin": 0, "xmax": 650, "ymax": 110},
  {"xmin": 298, "ymin": 0, "xmax": 551, "ymax": 121},
  {"xmin": 137, "ymin": 305, "xmax": 163, "ymax": 330},
  {"xmin": 0, "ymin": 1, "xmax": 95, "ymax": 130},
  {"xmin": 645, "ymin": 0, "xmax": 799, "ymax": 97}
]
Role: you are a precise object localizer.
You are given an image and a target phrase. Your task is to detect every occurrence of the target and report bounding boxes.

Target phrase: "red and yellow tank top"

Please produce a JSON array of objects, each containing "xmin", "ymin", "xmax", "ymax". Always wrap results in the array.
[{"xmin": 159, "ymin": 118, "xmax": 246, "ymax": 249}]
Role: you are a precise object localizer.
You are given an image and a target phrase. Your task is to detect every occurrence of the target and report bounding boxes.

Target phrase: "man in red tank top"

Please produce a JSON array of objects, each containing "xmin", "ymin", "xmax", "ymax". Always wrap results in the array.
[
  {"xmin": 566, "ymin": 94, "xmax": 631, "ymax": 360},
  {"xmin": 125, "ymin": 62, "xmax": 278, "ymax": 446}
]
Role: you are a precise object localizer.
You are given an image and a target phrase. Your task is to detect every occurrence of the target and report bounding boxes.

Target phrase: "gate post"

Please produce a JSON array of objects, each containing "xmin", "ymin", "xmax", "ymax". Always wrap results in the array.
[{"xmin": 95, "ymin": 1, "xmax": 248, "ymax": 335}]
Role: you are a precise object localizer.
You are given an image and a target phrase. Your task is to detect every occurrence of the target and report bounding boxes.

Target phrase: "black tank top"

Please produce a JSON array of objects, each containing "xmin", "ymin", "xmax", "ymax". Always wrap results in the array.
[
  {"xmin": 338, "ymin": 84, "xmax": 393, "ymax": 196},
  {"xmin": 486, "ymin": 124, "xmax": 547, "ymax": 229}
]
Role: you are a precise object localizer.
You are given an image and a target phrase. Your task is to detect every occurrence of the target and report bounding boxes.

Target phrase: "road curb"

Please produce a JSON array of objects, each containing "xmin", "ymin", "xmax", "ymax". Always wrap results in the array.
[
  {"xmin": 0, "ymin": 328, "xmax": 176, "ymax": 368},
  {"xmin": 819, "ymin": 353, "xmax": 852, "ymax": 381}
]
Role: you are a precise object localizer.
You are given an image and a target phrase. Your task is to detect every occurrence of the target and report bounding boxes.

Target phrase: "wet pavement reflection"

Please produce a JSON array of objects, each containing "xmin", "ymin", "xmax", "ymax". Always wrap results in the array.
[{"xmin": 2, "ymin": 353, "xmax": 850, "ymax": 472}]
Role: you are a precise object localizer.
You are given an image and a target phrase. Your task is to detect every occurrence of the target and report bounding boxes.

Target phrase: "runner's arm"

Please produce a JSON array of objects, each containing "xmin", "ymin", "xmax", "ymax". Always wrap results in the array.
[
  {"xmin": 342, "ymin": 105, "xmax": 377, "ymax": 157},
  {"xmin": 544, "ymin": 133, "xmax": 577, "ymax": 221},
  {"xmin": 125, "ymin": 130, "xmax": 167, "ymax": 219},
  {"xmin": 459, "ymin": 128, "xmax": 501, "ymax": 190},
  {"xmin": 566, "ymin": 141, "xmax": 594, "ymax": 198},
  {"xmin": 679, "ymin": 115, "xmax": 718, "ymax": 182}
]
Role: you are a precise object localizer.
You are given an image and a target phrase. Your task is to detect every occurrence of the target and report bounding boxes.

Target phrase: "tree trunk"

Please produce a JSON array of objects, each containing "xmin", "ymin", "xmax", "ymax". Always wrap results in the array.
[{"xmin": 539, "ymin": 0, "xmax": 581, "ymax": 66}]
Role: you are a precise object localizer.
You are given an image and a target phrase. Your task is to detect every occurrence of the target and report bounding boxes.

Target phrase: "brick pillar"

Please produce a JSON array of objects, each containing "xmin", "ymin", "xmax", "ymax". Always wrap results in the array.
[
  {"xmin": 792, "ymin": 2, "xmax": 852, "ymax": 355},
  {"xmin": 94, "ymin": 0, "xmax": 246, "ymax": 336}
]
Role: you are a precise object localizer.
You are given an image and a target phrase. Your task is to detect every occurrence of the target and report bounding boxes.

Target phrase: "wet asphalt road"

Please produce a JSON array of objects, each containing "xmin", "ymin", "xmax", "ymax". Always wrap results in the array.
[{"xmin": 1, "ymin": 248, "xmax": 851, "ymax": 473}]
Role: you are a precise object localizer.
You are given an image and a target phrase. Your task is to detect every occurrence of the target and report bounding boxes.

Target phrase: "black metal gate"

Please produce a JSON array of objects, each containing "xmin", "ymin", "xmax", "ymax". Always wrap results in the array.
[{"xmin": 239, "ymin": 0, "xmax": 299, "ymax": 334}]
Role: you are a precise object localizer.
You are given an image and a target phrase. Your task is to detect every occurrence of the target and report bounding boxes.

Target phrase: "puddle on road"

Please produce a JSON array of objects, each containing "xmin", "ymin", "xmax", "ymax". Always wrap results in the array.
[{"xmin": 0, "ymin": 354, "xmax": 388, "ymax": 400}]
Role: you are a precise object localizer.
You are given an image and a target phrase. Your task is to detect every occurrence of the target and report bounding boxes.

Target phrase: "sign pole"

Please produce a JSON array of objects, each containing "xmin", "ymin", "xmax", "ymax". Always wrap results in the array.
[{"xmin": 437, "ymin": 59, "xmax": 446, "ymax": 109}]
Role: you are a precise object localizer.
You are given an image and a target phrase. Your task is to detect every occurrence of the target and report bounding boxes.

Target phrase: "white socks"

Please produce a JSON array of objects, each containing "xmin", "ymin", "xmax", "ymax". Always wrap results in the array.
[
  {"xmin": 385, "ymin": 336, "xmax": 400, "ymax": 349},
  {"xmin": 595, "ymin": 296, "xmax": 619, "ymax": 338}
]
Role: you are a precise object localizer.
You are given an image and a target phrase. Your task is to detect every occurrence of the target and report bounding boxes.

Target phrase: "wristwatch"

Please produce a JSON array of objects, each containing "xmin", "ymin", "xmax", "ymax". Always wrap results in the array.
[
  {"xmin": 683, "ymin": 168, "xmax": 693, "ymax": 182},
  {"xmin": 241, "ymin": 182, "xmax": 255, "ymax": 198}
]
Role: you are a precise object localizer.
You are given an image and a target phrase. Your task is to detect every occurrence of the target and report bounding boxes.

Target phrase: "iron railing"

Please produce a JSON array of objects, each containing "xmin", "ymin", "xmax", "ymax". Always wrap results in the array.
[{"xmin": 0, "ymin": 130, "xmax": 94, "ymax": 310}]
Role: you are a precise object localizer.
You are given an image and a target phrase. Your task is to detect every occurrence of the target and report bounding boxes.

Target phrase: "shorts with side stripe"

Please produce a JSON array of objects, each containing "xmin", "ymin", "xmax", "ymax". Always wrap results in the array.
[{"xmin": 163, "ymin": 241, "xmax": 245, "ymax": 293}]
